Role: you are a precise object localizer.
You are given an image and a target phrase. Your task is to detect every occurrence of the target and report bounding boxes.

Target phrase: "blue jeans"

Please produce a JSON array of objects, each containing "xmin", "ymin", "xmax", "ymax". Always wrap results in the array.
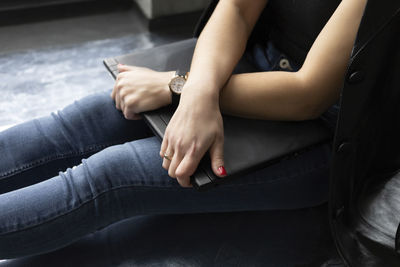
[{"xmin": 0, "ymin": 44, "xmax": 331, "ymax": 259}]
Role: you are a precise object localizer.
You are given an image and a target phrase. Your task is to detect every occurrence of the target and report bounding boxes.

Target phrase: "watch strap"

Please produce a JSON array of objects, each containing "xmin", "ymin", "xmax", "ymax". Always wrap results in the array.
[
  {"xmin": 176, "ymin": 69, "xmax": 186, "ymax": 77},
  {"xmin": 171, "ymin": 91, "xmax": 180, "ymax": 108}
]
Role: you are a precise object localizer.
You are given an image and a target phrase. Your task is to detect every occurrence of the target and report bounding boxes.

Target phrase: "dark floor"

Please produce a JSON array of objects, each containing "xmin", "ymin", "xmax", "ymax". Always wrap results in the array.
[{"xmin": 0, "ymin": 1, "xmax": 195, "ymax": 131}]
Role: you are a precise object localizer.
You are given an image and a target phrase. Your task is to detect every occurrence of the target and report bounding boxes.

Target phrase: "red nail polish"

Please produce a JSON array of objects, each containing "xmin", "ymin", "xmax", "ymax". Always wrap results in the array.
[{"xmin": 218, "ymin": 166, "xmax": 227, "ymax": 176}]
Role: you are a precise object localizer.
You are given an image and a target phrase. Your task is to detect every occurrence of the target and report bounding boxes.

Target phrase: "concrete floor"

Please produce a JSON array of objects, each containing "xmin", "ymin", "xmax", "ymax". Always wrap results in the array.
[
  {"xmin": 0, "ymin": 1, "xmax": 195, "ymax": 131},
  {"xmin": 0, "ymin": 2, "xmax": 147, "ymax": 54}
]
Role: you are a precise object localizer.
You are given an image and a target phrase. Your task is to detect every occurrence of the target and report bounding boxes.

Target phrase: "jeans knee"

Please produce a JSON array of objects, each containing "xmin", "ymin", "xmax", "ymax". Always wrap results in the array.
[{"xmin": 78, "ymin": 137, "xmax": 165, "ymax": 189}]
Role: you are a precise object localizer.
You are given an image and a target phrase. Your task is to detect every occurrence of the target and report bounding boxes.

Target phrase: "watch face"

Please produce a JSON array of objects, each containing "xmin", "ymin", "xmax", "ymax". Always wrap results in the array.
[{"xmin": 169, "ymin": 76, "xmax": 186, "ymax": 94}]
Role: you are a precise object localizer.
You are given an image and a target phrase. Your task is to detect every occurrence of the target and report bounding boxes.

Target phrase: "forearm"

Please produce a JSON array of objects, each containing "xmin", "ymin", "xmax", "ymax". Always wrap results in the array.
[
  {"xmin": 221, "ymin": 0, "xmax": 367, "ymax": 121},
  {"xmin": 297, "ymin": 0, "xmax": 368, "ymax": 115},
  {"xmin": 220, "ymin": 71, "xmax": 310, "ymax": 121},
  {"xmin": 182, "ymin": 0, "xmax": 267, "ymax": 101}
]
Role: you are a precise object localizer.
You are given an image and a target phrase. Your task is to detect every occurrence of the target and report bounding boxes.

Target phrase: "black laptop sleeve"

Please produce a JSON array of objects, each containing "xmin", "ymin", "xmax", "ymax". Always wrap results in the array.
[{"xmin": 104, "ymin": 38, "xmax": 331, "ymax": 191}]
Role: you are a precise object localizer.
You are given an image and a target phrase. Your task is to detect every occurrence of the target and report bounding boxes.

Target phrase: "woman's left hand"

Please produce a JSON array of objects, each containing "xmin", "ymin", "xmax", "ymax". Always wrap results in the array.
[
  {"xmin": 111, "ymin": 64, "xmax": 174, "ymax": 120},
  {"xmin": 160, "ymin": 87, "xmax": 227, "ymax": 187}
]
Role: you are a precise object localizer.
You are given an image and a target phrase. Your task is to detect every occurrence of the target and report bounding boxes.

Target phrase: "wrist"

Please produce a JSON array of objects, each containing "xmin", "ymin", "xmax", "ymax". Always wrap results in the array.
[
  {"xmin": 163, "ymin": 71, "xmax": 175, "ymax": 105},
  {"xmin": 167, "ymin": 71, "xmax": 221, "ymax": 109},
  {"xmin": 181, "ymin": 84, "xmax": 220, "ymax": 108},
  {"xmin": 184, "ymin": 79, "xmax": 220, "ymax": 95}
]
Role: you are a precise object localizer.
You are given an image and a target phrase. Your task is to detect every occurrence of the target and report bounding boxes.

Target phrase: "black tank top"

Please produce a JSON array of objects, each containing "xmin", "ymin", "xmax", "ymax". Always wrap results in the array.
[{"xmin": 267, "ymin": 0, "xmax": 341, "ymax": 65}]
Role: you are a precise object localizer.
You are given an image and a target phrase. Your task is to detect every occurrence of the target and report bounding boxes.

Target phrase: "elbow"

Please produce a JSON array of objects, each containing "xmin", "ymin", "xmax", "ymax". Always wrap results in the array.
[
  {"xmin": 298, "ymin": 95, "xmax": 327, "ymax": 121},
  {"xmin": 300, "ymin": 105, "xmax": 325, "ymax": 121},
  {"xmin": 291, "ymin": 103, "xmax": 322, "ymax": 121},
  {"xmin": 291, "ymin": 71, "xmax": 333, "ymax": 121}
]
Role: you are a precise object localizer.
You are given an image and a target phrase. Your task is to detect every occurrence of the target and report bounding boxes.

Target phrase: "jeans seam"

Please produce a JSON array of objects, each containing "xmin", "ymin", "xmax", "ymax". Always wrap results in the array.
[
  {"xmin": 0, "ymin": 162, "xmax": 329, "ymax": 236},
  {"xmin": 0, "ymin": 141, "xmax": 127, "ymax": 180}
]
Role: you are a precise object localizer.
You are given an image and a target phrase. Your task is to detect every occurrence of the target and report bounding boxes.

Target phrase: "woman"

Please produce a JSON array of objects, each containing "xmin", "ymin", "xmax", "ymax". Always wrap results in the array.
[{"xmin": 0, "ymin": 0, "xmax": 367, "ymax": 259}]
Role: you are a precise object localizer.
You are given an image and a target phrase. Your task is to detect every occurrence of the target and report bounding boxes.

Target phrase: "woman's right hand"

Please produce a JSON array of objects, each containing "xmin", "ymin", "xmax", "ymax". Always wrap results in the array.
[
  {"xmin": 111, "ymin": 64, "xmax": 174, "ymax": 120},
  {"xmin": 159, "ymin": 87, "xmax": 227, "ymax": 187}
]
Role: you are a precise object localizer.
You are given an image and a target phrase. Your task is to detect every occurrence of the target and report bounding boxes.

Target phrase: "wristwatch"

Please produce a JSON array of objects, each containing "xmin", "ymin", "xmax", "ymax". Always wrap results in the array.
[{"xmin": 168, "ymin": 70, "xmax": 188, "ymax": 107}]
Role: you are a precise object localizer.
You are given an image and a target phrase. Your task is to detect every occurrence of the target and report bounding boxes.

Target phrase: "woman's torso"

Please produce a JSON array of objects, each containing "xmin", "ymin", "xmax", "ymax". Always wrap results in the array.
[
  {"xmin": 249, "ymin": 0, "xmax": 342, "ymax": 131},
  {"xmin": 267, "ymin": 0, "xmax": 341, "ymax": 65}
]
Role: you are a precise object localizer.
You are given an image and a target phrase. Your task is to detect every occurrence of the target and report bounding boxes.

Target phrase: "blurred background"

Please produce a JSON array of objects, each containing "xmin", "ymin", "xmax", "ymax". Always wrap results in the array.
[{"xmin": 0, "ymin": 0, "xmax": 208, "ymax": 132}]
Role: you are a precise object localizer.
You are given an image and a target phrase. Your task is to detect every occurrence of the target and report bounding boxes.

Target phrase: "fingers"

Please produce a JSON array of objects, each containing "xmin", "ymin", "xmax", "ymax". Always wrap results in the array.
[
  {"xmin": 161, "ymin": 135, "xmax": 173, "ymax": 169},
  {"xmin": 177, "ymin": 176, "xmax": 192, "ymax": 188},
  {"xmin": 111, "ymin": 65, "xmax": 126, "ymax": 100},
  {"xmin": 159, "ymin": 108, "xmax": 224, "ymax": 188},
  {"xmin": 209, "ymin": 135, "xmax": 227, "ymax": 177},
  {"xmin": 113, "ymin": 72, "xmax": 123, "ymax": 110},
  {"xmin": 116, "ymin": 90, "xmax": 122, "ymax": 110},
  {"xmin": 123, "ymin": 107, "xmax": 141, "ymax": 120},
  {"xmin": 168, "ymin": 151, "xmax": 183, "ymax": 178},
  {"xmin": 117, "ymin": 64, "xmax": 137, "ymax": 73},
  {"xmin": 160, "ymin": 135, "xmax": 169, "ymax": 158},
  {"xmin": 160, "ymin": 136, "xmax": 199, "ymax": 187},
  {"xmin": 111, "ymin": 76, "xmax": 118, "ymax": 100},
  {"xmin": 175, "ymin": 151, "xmax": 200, "ymax": 180},
  {"xmin": 162, "ymin": 148, "xmax": 173, "ymax": 171},
  {"xmin": 111, "ymin": 85, "xmax": 116, "ymax": 99},
  {"xmin": 175, "ymin": 141, "xmax": 203, "ymax": 184},
  {"xmin": 162, "ymin": 140, "xmax": 221, "ymax": 187},
  {"xmin": 128, "ymin": 114, "xmax": 142, "ymax": 120},
  {"xmin": 112, "ymin": 64, "xmax": 135, "ymax": 105},
  {"xmin": 113, "ymin": 72, "xmax": 132, "ymax": 112},
  {"xmin": 174, "ymin": 154, "xmax": 200, "ymax": 188}
]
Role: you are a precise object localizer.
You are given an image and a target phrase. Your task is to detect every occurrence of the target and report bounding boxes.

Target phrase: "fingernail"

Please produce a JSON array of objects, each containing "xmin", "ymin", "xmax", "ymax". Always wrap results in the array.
[{"xmin": 217, "ymin": 166, "xmax": 227, "ymax": 176}]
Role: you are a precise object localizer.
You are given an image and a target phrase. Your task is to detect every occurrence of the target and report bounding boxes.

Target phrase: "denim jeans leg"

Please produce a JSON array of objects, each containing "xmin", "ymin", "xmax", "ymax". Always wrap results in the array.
[
  {"xmin": 0, "ymin": 134, "xmax": 330, "ymax": 259},
  {"xmin": 0, "ymin": 89, "xmax": 153, "ymax": 194},
  {"xmin": 0, "ymin": 44, "xmax": 331, "ymax": 260}
]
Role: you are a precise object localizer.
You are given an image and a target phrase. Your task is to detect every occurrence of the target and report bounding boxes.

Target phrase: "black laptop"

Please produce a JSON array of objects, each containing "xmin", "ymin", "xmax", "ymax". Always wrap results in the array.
[{"xmin": 104, "ymin": 38, "xmax": 331, "ymax": 191}]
